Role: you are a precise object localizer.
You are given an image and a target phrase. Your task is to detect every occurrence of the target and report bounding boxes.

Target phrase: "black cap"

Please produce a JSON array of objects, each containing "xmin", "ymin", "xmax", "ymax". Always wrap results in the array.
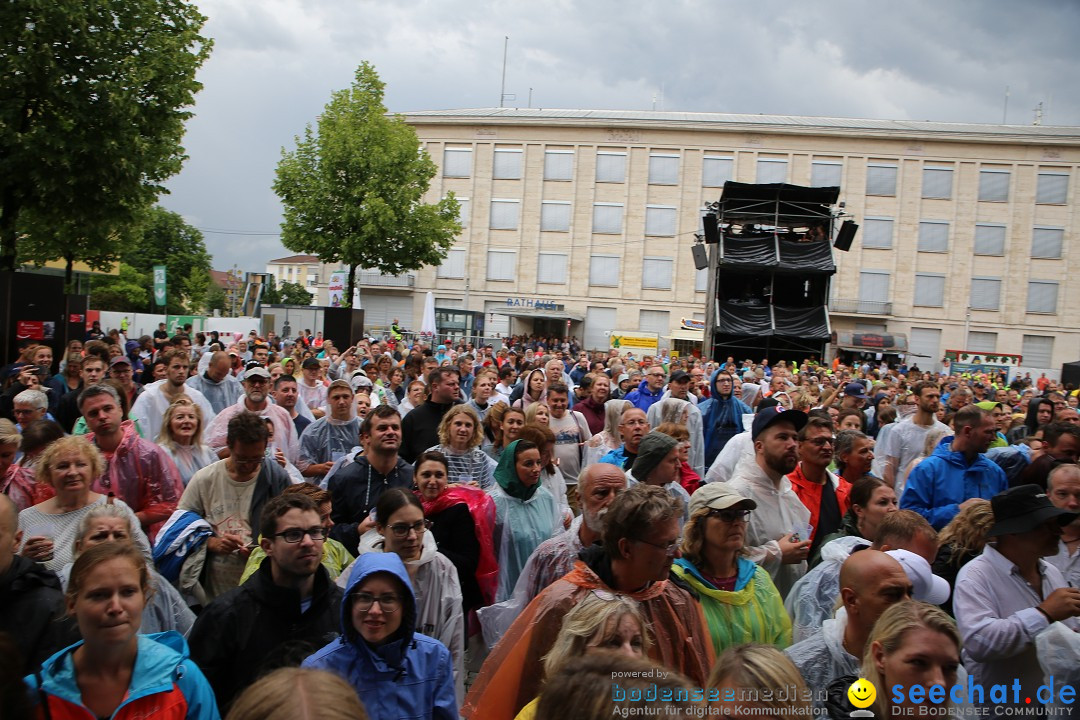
[
  {"xmin": 751, "ymin": 407, "xmax": 807, "ymax": 441},
  {"xmin": 669, "ymin": 370, "xmax": 691, "ymax": 384},
  {"xmin": 301, "ymin": 357, "xmax": 320, "ymax": 370},
  {"xmin": 988, "ymin": 484, "xmax": 1079, "ymax": 537}
]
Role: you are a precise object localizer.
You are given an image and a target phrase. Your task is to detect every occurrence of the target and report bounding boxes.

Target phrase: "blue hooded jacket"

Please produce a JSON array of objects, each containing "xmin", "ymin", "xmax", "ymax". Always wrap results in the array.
[
  {"xmin": 302, "ymin": 553, "xmax": 457, "ymax": 720},
  {"xmin": 699, "ymin": 369, "xmax": 752, "ymax": 466},
  {"xmin": 899, "ymin": 436, "xmax": 1008, "ymax": 530},
  {"xmin": 623, "ymin": 379, "xmax": 664, "ymax": 413}
]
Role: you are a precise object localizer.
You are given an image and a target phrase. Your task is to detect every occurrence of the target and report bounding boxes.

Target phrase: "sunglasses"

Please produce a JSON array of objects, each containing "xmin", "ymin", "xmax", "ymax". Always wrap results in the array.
[{"xmin": 706, "ymin": 508, "xmax": 751, "ymax": 523}]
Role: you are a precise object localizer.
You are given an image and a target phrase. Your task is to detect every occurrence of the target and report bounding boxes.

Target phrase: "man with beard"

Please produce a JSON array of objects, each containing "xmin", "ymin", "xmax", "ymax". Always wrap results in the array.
[
  {"xmin": 788, "ymin": 416, "xmax": 847, "ymax": 558},
  {"xmin": 880, "ymin": 381, "xmax": 949, "ymax": 496},
  {"xmin": 132, "ymin": 347, "xmax": 216, "ymax": 440},
  {"xmin": 728, "ymin": 407, "xmax": 813, "ymax": 599},
  {"xmin": 204, "ymin": 366, "xmax": 300, "ymax": 465}
]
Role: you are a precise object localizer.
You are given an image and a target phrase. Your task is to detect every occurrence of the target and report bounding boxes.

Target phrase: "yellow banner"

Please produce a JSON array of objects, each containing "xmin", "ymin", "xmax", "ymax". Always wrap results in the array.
[{"xmin": 610, "ymin": 332, "xmax": 659, "ymax": 355}]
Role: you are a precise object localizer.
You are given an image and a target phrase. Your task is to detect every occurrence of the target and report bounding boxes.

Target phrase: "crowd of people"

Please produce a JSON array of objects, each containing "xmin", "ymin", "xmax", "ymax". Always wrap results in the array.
[{"xmin": 2, "ymin": 324, "xmax": 1080, "ymax": 719}]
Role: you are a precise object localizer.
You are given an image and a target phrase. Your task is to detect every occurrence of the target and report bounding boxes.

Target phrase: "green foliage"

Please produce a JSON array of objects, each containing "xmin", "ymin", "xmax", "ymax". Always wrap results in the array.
[
  {"xmin": 0, "ymin": 0, "xmax": 212, "ymax": 273},
  {"xmin": 184, "ymin": 265, "xmax": 213, "ymax": 315},
  {"xmin": 273, "ymin": 61, "xmax": 460, "ymax": 306},
  {"xmin": 205, "ymin": 285, "xmax": 228, "ymax": 316},
  {"xmin": 89, "ymin": 264, "xmax": 150, "ymax": 312},
  {"xmin": 262, "ymin": 277, "xmax": 313, "ymax": 306}
]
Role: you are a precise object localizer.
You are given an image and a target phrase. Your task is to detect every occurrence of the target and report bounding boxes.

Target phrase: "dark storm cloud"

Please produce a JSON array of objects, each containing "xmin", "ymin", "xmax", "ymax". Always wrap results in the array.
[{"xmin": 159, "ymin": 0, "xmax": 1080, "ymax": 273}]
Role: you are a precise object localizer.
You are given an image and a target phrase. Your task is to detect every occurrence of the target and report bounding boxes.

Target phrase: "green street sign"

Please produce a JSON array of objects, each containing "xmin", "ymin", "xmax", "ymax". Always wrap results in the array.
[{"xmin": 153, "ymin": 265, "xmax": 167, "ymax": 306}]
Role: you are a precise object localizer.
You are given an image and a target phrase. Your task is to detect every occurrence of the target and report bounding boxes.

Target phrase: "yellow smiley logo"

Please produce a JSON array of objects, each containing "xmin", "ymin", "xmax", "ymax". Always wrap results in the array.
[{"xmin": 847, "ymin": 678, "xmax": 876, "ymax": 709}]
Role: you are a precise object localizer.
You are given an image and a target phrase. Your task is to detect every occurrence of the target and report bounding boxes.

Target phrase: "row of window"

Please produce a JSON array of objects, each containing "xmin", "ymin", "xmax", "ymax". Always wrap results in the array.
[
  {"xmin": 436, "ymin": 248, "xmax": 708, "ymax": 291},
  {"xmin": 860, "ymin": 219, "xmax": 1067, "ymax": 258},
  {"xmin": 473, "ymin": 198, "xmax": 682, "ymax": 235},
  {"xmin": 965, "ymin": 332, "xmax": 1054, "ymax": 368},
  {"xmin": 859, "ymin": 271, "xmax": 1061, "ymax": 313},
  {"xmin": 443, "ymin": 147, "xmax": 1072, "ymax": 204}
]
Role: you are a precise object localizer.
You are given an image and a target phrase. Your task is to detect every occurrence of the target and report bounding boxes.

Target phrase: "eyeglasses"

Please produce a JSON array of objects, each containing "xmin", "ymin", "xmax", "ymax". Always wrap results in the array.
[
  {"xmin": 387, "ymin": 519, "xmax": 432, "ymax": 538},
  {"xmin": 647, "ymin": 373, "xmax": 666, "ymax": 378},
  {"xmin": 274, "ymin": 527, "xmax": 327, "ymax": 543},
  {"xmin": 802, "ymin": 437, "xmax": 834, "ymax": 447},
  {"xmin": 352, "ymin": 592, "xmax": 401, "ymax": 613},
  {"xmin": 635, "ymin": 537, "xmax": 680, "ymax": 557},
  {"xmin": 706, "ymin": 508, "xmax": 751, "ymax": 523}
]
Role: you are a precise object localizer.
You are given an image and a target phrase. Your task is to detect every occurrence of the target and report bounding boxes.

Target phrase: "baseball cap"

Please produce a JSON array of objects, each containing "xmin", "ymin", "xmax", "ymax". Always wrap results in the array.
[
  {"xmin": 885, "ymin": 549, "xmax": 950, "ymax": 605},
  {"xmin": 109, "ymin": 356, "xmax": 132, "ymax": 368},
  {"xmin": 669, "ymin": 370, "xmax": 691, "ymax": 384},
  {"xmin": 244, "ymin": 365, "xmax": 271, "ymax": 380},
  {"xmin": 751, "ymin": 407, "xmax": 807, "ymax": 441},
  {"xmin": 843, "ymin": 383, "xmax": 868, "ymax": 399},
  {"xmin": 689, "ymin": 482, "xmax": 757, "ymax": 516}
]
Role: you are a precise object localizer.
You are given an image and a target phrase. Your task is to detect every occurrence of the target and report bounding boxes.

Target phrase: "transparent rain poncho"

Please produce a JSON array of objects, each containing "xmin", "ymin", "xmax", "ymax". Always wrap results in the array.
[{"xmin": 784, "ymin": 535, "xmax": 868, "ymax": 643}]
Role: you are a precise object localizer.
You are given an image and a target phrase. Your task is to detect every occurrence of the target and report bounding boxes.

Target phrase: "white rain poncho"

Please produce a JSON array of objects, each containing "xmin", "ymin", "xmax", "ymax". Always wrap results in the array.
[
  {"xmin": 428, "ymin": 444, "xmax": 497, "ymax": 491},
  {"xmin": 541, "ymin": 464, "xmax": 572, "ymax": 526},
  {"xmin": 298, "ymin": 414, "xmax": 362, "ymax": 485},
  {"xmin": 647, "ymin": 397, "xmax": 705, "ymax": 477},
  {"xmin": 132, "ymin": 380, "xmax": 216, "ymax": 442},
  {"xmin": 728, "ymin": 459, "xmax": 811, "ymax": 599},
  {"xmin": 185, "ymin": 373, "xmax": 243, "ymax": 415},
  {"xmin": 477, "ymin": 514, "xmax": 588, "ymax": 649},
  {"xmin": 784, "ymin": 609, "xmax": 860, "ymax": 692},
  {"xmin": 784, "ymin": 535, "xmax": 868, "ymax": 643},
  {"xmin": 705, "ymin": 431, "xmax": 754, "ymax": 483},
  {"xmin": 340, "ymin": 529, "xmax": 466, "ymax": 705},
  {"xmin": 204, "ymin": 395, "xmax": 300, "ymax": 465}
]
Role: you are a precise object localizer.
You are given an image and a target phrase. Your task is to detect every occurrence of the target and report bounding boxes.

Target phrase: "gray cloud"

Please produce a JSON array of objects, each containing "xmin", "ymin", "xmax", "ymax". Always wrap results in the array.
[{"xmin": 160, "ymin": 0, "xmax": 1080, "ymax": 272}]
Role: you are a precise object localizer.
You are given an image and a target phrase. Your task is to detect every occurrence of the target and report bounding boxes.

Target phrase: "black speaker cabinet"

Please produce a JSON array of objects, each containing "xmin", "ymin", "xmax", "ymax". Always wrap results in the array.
[
  {"xmin": 702, "ymin": 214, "xmax": 721, "ymax": 244},
  {"xmin": 1062, "ymin": 362, "xmax": 1080, "ymax": 390},
  {"xmin": 323, "ymin": 307, "xmax": 366, "ymax": 348},
  {"xmin": 692, "ymin": 244, "xmax": 709, "ymax": 271},
  {"xmin": 833, "ymin": 220, "xmax": 858, "ymax": 251}
]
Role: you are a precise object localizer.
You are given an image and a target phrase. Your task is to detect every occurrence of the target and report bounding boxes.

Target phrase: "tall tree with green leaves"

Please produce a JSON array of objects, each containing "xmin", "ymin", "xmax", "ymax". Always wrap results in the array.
[
  {"xmin": 262, "ymin": 278, "xmax": 313, "ymax": 306},
  {"xmin": 273, "ymin": 62, "xmax": 460, "ymax": 306},
  {"xmin": 1, "ymin": 0, "xmax": 212, "ymax": 281}
]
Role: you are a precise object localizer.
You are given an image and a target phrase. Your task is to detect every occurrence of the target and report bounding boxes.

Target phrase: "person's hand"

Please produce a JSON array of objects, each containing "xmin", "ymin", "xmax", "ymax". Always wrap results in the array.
[
  {"xmin": 21, "ymin": 536, "xmax": 54, "ymax": 562},
  {"xmin": 273, "ymin": 449, "xmax": 287, "ymax": 468},
  {"xmin": 357, "ymin": 515, "xmax": 376, "ymax": 534},
  {"xmin": 779, "ymin": 534, "xmax": 812, "ymax": 564},
  {"xmin": 1039, "ymin": 588, "xmax": 1080, "ymax": 621},
  {"xmin": 208, "ymin": 533, "xmax": 246, "ymax": 555}
]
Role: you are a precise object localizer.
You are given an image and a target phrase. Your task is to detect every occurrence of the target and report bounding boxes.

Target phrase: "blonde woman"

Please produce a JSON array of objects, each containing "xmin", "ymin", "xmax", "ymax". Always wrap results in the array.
[
  {"xmin": 157, "ymin": 397, "xmax": 218, "ymax": 487},
  {"xmin": 514, "ymin": 593, "xmax": 652, "ymax": 720},
  {"xmin": 708, "ymin": 644, "xmax": 812, "ymax": 720},
  {"xmin": 933, "ymin": 499, "xmax": 993, "ymax": 615},
  {"xmin": 524, "ymin": 401, "xmax": 550, "ymax": 427},
  {"xmin": 429, "ymin": 405, "xmax": 496, "ymax": 491},
  {"xmin": 225, "ymin": 668, "xmax": 368, "ymax": 720}
]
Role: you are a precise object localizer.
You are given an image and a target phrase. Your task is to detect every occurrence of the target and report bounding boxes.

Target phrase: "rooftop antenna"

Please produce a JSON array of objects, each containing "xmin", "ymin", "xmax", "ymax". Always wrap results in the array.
[
  {"xmin": 528, "ymin": 87, "xmax": 533, "ymax": 108},
  {"xmin": 499, "ymin": 36, "xmax": 509, "ymax": 107},
  {"xmin": 1002, "ymin": 85, "xmax": 1009, "ymax": 124},
  {"xmin": 1034, "ymin": 102, "xmax": 1043, "ymax": 126}
]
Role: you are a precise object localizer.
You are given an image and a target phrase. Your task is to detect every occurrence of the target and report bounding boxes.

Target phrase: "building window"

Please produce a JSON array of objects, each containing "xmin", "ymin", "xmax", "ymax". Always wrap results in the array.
[
  {"xmin": 641, "ymin": 257, "xmax": 673, "ymax": 290},
  {"xmin": 918, "ymin": 221, "xmax": 949, "ymax": 253},
  {"xmin": 486, "ymin": 250, "xmax": 517, "ymax": 281},
  {"xmin": 1027, "ymin": 281, "xmax": 1059, "ymax": 314},
  {"xmin": 489, "ymin": 199, "xmax": 520, "ymax": 230},
  {"xmin": 866, "ymin": 164, "xmax": 898, "ymax": 196},
  {"xmin": 702, "ymin": 156, "xmax": 734, "ymax": 187},
  {"xmin": 436, "ymin": 248, "xmax": 466, "ymax": 279},
  {"xmin": 978, "ymin": 169, "xmax": 1010, "ymax": 202},
  {"xmin": 589, "ymin": 255, "xmax": 620, "ymax": 287},
  {"xmin": 1037, "ymin": 172, "xmax": 1069, "ymax": 204},
  {"xmin": 543, "ymin": 150, "xmax": 574, "ymax": 181},
  {"xmin": 811, "ymin": 161, "xmax": 842, "ymax": 188},
  {"xmin": 492, "ymin": 148, "xmax": 523, "ymax": 179},
  {"xmin": 695, "ymin": 266, "xmax": 708, "ymax": 293},
  {"xmin": 639, "ymin": 309, "xmax": 670, "ymax": 335},
  {"xmin": 537, "ymin": 253, "xmax": 568, "ymax": 284},
  {"xmin": 453, "ymin": 197, "xmax": 469, "ymax": 229},
  {"xmin": 1022, "ymin": 335, "xmax": 1054, "ymax": 367},
  {"xmin": 442, "ymin": 147, "xmax": 472, "ymax": 178},
  {"xmin": 592, "ymin": 203, "xmax": 623, "ymax": 234},
  {"xmin": 858, "ymin": 270, "xmax": 890, "ymax": 304},
  {"xmin": 967, "ymin": 331, "xmax": 997, "ymax": 353},
  {"xmin": 922, "ymin": 167, "xmax": 953, "ymax": 199},
  {"xmin": 973, "ymin": 223, "xmax": 1006, "ymax": 256},
  {"xmin": 644, "ymin": 206, "xmax": 677, "ymax": 236},
  {"xmin": 1032, "ymin": 226, "xmax": 1064, "ymax": 259},
  {"xmin": 970, "ymin": 277, "xmax": 1002, "ymax": 310},
  {"xmin": 648, "ymin": 154, "xmax": 680, "ymax": 185},
  {"xmin": 540, "ymin": 201, "xmax": 571, "ymax": 232},
  {"xmin": 307, "ymin": 275, "xmax": 317, "ymax": 287},
  {"xmin": 596, "ymin": 151, "xmax": 627, "ymax": 183},
  {"xmin": 914, "ymin": 274, "xmax": 945, "ymax": 307},
  {"xmin": 756, "ymin": 158, "xmax": 788, "ymax": 184},
  {"xmin": 862, "ymin": 218, "xmax": 894, "ymax": 249}
]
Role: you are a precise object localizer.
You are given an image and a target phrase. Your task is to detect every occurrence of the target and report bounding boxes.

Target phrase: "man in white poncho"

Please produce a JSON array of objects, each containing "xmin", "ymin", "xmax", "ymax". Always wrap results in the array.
[
  {"xmin": 132, "ymin": 347, "xmax": 216, "ymax": 441},
  {"xmin": 186, "ymin": 351, "xmax": 242, "ymax": 415},
  {"xmin": 204, "ymin": 366, "xmax": 300, "ymax": 465},
  {"xmin": 298, "ymin": 379, "xmax": 362, "ymax": 489}
]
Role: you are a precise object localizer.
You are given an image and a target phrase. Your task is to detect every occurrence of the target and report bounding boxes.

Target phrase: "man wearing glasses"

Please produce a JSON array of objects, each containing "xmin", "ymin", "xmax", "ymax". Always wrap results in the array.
[
  {"xmin": 205, "ymin": 365, "xmax": 301, "ymax": 465},
  {"xmin": 623, "ymin": 364, "xmax": 667, "ymax": 413},
  {"xmin": 189, "ymin": 492, "xmax": 343, "ymax": 710},
  {"xmin": 787, "ymin": 416, "xmax": 848, "ymax": 559}
]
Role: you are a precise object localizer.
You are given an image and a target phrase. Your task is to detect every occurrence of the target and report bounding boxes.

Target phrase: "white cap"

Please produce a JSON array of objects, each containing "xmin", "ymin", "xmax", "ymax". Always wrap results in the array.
[{"xmin": 885, "ymin": 549, "xmax": 950, "ymax": 606}]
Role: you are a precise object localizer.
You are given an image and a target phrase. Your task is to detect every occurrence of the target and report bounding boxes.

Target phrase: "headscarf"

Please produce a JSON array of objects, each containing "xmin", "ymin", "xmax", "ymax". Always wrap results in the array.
[
  {"xmin": 741, "ymin": 383, "xmax": 761, "ymax": 407},
  {"xmin": 493, "ymin": 439, "xmax": 540, "ymax": 501},
  {"xmin": 418, "ymin": 484, "xmax": 500, "ymax": 606}
]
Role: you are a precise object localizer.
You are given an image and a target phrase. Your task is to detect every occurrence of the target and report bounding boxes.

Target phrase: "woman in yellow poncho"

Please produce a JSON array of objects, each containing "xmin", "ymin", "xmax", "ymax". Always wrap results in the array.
[{"xmin": 671, "ymin": 482, "xmax": 791, "ymax": 655}]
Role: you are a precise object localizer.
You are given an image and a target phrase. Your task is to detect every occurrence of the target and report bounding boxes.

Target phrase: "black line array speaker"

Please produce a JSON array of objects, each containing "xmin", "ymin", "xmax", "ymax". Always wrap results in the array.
[
  {"xmin": 833, "ymin": 220, "xmax": 858, "ymax": 251},
  {"xmin": 323, "ymin": 307, "xmax": 366, "ymax": 348},
  {"xmin": 692, "ymin": 243, "xmax": 709, "ymax": 270},
  {"xmin": 702, "ymin": 213, "xmax": 720, "ymax": 244}
]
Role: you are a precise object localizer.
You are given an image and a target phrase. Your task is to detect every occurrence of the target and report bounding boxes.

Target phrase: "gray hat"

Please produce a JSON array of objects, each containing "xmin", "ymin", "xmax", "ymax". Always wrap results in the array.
[
  {"xmin": 688, "ymin": 483, "xmax": 757, "ymax": 516},
  {"xmin": 631, "ymin": 431, "xmax": 679, "ymax": 483}
]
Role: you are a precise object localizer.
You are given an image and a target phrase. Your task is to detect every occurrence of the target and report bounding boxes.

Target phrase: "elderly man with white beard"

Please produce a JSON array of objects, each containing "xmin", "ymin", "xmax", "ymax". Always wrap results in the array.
[{"xmin": 477, "ymin": 463, "xmax": 627, "ymax": 646}]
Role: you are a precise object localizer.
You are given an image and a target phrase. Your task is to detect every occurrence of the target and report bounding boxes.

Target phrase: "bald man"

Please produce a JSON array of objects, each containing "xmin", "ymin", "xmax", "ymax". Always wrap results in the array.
[
  {"xmin": 186, "ymin": 349, "xmax": 243, "ymax": 414},
  {"xmin": 786, "ymin": 550, "xmax": 913, "ymax": 691},
  {"xmin": 0, "ymin": 494, "xmax": 78, "ymax": 673},
  {"xmin": 478, "ymin": 464, "xmax": 628, "ymax": 642}
]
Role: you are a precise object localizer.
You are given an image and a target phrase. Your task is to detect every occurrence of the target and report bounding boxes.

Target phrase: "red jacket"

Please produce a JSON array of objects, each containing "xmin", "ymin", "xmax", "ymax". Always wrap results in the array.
[
  {"xmin": 786, "ymin": 464, "xmax": 850, "ymax": 542},
  {"xmin": 575, "ymin": 396, "xmax": 606, "ymax": 435}
]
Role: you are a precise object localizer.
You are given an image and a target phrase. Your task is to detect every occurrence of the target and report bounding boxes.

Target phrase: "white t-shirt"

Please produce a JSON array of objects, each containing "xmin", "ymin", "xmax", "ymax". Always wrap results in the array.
[
  {"xmin": 549, "ymin": 410, "xmax": 591, "ymax": 484},
  {"xmin": 880, "ymin": 417, "xmax": 950, "ymax": 496}
]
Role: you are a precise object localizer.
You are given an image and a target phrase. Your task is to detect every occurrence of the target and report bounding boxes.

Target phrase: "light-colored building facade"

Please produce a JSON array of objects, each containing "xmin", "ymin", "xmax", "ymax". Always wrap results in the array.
[{"xmin": 392, "ymin": 108, "xmax": 1080, "ymax": 371}]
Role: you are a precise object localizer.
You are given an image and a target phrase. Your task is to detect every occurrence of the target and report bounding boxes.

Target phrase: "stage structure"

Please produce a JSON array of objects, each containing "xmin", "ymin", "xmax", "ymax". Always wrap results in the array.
[{"xmin": 697, "ymin": 182, "xmax": 854, "ymax": 363}]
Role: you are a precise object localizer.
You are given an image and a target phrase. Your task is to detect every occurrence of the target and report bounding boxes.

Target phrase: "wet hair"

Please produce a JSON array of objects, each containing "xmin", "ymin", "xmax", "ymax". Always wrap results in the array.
[
  {"xmin": 259, "ymin": 492, "xmax": 320, "ymax": 539},
  {"xmin": 374, "ymin": 487, "xmax": 423, "ymax": 527},
  {"xmin": 226, "ymin": 411, "xmax": 269, "ymax": 448},
  {"xmin": 66, "ymin": 542, "xmax": 151, "ymax": 606},
  {"xmin": 654, "ymin": 421, "xmax": 689, "ymax": 443},
  {"xmin": 953, "ymin": 404, "xmax": 988, "ymax": 433},
  {"xmin": 19, "ymin": 419, "xmax": 65, "ymax": 456},
  {"xmin": 161, "ymin": 347, "xmax": 190, "ymax": 367},
  {"xmin": 849, "ymin": 475, "xmax": 889, "ymax": 510},
  {"xmin": 602, "ymin": 484, "xmax": 683, "ymax": 557},
  {"xmin": 224, "ymin": 667, "xmax": 369, "ymax": 720},
  {"xmin": 936, "ymin": 500, "xmax": 993, "ymax": 567},
  {"xmin": 436, "ymin": 405, "xmax": 483, "ymax": 448},
  {"xmin": 875, "ymin": 510, "xmax": 937, "ymax": 548},
  {"xmin": 707, "ymin": 644, "xmax": 813, "ymax": 720},
  {"xmin": 74, "ymin": 503, "xmax": 133, "ymax": 550},
  {"xmin": 359, "ymin": 404, "xmax": 401, "ymax": 437},
  {"xmin": 413, "ymin": 449, "xmax": 450, "ymax": 477},
  {"xmin": 797, "ymin": 416, "xmax": 835, "ymax": 441},
  {"xmin": 274, "ymin": 374, "xmax": 297, "ymax": 389},
  {"xmin": 158, "ymin": 397, "xmax": 207, "ymax": 449},
  {"xmin": 541, "ymin": 593, "xmax": 652, "ymax": 681},
  {"xmin": 834, "ymin": 429, "xmax": 870, "ymax": 476},
  {"xmin": 282, "ymin": 482, "xmax": 331, "ymax": 507},
  {"xmin": 37, "ymin": 436, "xmax": 104, "ymax": 488},
  {"xmin": 836, "ymin": 408, "xmax": 866, "ymax": 432},
  {"xmin": 547, "ymin": 382, "xmax": 569, "ymax": 397},
  {"xmin": 77, "ymin": 382, "xmax": 122, "ymax": 413}
]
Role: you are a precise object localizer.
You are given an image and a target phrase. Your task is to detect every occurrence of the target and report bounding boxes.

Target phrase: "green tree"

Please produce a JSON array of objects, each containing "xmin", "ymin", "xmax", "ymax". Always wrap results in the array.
[
  {"xmin": 262, "ymin": 277, "xmax": 312, "ymax": 306},
  {"xmin": 89, "ymin": 264, "xmax": 150, "ymax": 312},
  {"xmin": 273, "ymin": 62, "xmax": 460, "ymax": 306},
  {"xmin": 1, "ymin": 0, "xmax": 212, "ymax": 278},
  {"xmin": 205, "ymin": 285, "xmax": 227, "ymax": 316},
  {"xmin": 184, "ymin": 265, "xmax": 213, "ymax": 315}
]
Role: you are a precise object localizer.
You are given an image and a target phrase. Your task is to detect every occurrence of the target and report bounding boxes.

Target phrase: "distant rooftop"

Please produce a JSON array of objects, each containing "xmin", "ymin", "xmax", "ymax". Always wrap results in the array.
[
  {"xmin": 267, "ymin": 254, "xmax": 321, "ymax": 265},
  {"xmin": 400, "ymin": 108, "xmax": 1080, "ymax": 142}
]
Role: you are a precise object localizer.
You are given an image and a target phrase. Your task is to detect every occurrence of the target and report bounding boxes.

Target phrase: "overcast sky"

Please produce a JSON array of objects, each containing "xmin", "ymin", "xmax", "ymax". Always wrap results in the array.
[{"xmin": 160, "ymin": 0, "xmax": 1080, "ymax": 273}]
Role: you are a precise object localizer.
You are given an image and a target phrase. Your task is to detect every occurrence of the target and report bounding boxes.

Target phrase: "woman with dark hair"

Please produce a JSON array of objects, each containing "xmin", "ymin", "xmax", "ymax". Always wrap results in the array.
[
  {"xmin": 342, "ymin": 487, "xmax": 465, "ymax": 702},
  {"xmin": 812, "ymin": 475, "xmax": 898, "ymax": 564},
  {"xmin": 1009, "ymin": 396, "xmax": 1055, "ymax": 443},
  {"xmin": 487, "ymin": 439, "xmax": 559, "ymax": 602}
]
